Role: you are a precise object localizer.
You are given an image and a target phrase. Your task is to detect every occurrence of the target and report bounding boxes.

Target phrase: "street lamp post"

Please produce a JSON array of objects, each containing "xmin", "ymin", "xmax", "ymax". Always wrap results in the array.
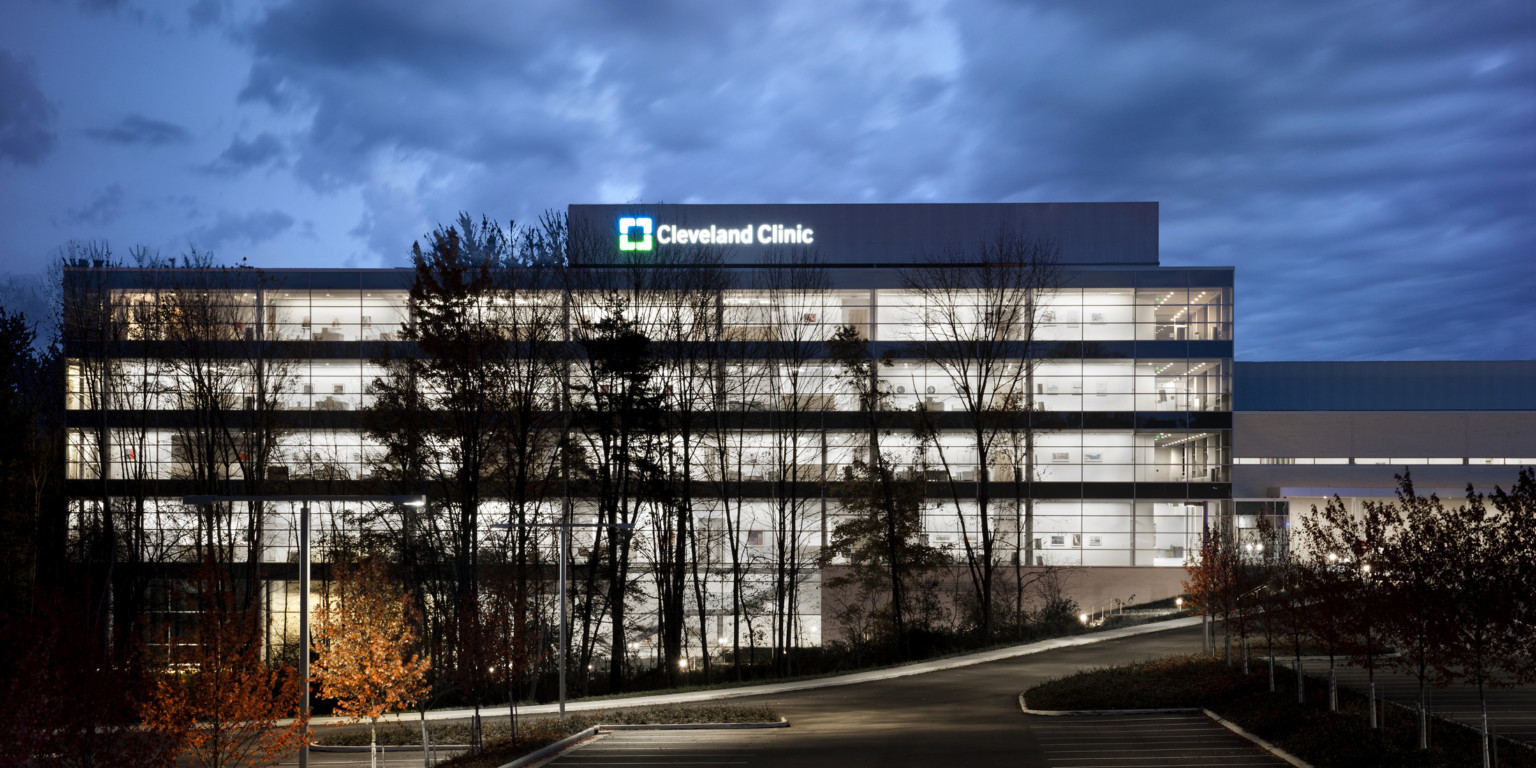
[
  {"xmin": 492, "ymin": 520, "xmax": 633, "ymax": 717},
  {"xmin": 183, "ymin": 494, "xmax": 426, "ymax": 768}
]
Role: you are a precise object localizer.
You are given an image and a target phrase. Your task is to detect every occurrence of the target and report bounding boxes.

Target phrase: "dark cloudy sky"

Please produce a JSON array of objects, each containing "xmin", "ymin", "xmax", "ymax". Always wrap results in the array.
[{"xmin": 2, "ymin": 0, "xmax": 1532, "ymax": 361}]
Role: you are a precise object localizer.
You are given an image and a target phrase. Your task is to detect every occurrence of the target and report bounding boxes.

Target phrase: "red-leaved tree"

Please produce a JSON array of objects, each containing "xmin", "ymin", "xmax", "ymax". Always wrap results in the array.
[
  {"xmin": 142, "ymin": 592, "xmax": 306, "ymax": 768},
  {"xmin": 311, "ymin": 559, "xmax": 432, "ymax": 767}
]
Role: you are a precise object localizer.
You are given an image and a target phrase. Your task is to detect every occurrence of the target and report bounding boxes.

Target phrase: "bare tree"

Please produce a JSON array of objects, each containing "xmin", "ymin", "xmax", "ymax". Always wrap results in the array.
[
  {"xmin": 649, "ymin": 248, "xmax": 730, "ymax": 684},
  {"xmin": 752, "ymin": 250, "xmax": 828, "ymax": 675},
  {"xmin": 902, "ymin": 234, "xmax": 1060, "ymax": 639},
  {"xmin": 366, "ymin": 215, "xmax": 552, "ymax": 706},
  {"xmin": 705, "ymin": 287, "xmax": 778, "ymax": 679},
  {"xmin": 567, "ymin": 284, "xmax": 666, "ymax": 692}
]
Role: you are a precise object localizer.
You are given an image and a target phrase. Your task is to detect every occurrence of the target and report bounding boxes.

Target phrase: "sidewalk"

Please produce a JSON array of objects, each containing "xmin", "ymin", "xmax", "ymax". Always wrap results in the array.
[{"xmin": 291, "ymin": 615, "xmax": 1202, "ymax": 727}]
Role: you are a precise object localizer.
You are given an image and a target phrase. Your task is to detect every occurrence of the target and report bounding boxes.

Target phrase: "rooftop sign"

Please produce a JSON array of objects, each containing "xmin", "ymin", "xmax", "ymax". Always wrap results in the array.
[
  {"xmin": 575, "ymin": 203, "xmax": 1159, "ymax": 266},
  {"xmin": 621, "ymin": 216, "xmax": 815, "ymax": 251}
]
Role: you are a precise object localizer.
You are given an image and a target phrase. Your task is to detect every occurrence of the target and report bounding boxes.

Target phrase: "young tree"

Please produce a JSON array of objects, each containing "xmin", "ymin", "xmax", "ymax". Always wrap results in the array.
[
  {"xmin": 1378, "ymin": 473, "xmax": 1450, "ymax": 750},
  {"xmin": 1441, "ymin": 469, "xmax": 1536, "ymax": 766},
  {"xmin": 142, "ymin": 584, "xmax": 306, "ymax": 768},
  {"xmin": 1182, "ymin": 512, "xmax": 1240, "ymax": 663},
  {"xmin": 1300, "ymin": 492, "xmax": 1400, "ymax": 728},
  {"xmin": 1270, "ymin": 529, "xmax": 1313, "ymax": 704},
  {"xmin": 1484, "ymin": 467, "xmax": 1536, "ymax": 683},
  {"xmin": 311, "ymin": 559, "xmax": 432, "ymax": 768},
  {"xmin": 1295, "ymin": 501, "xmax": 1356, "ymax": 711},
  {"xmin": 1232, "ymin": 512, "xmax": 1279, "ymax": 678}
]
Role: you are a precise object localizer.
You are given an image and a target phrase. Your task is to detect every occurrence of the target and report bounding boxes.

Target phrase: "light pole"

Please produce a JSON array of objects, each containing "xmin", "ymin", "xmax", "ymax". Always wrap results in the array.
[
  {"xmin": 183, "ymin": 494, "xmax": 427, "ymax": 768},
  {"xmin": 491, "ymin": 520, "xmax": 633, "ymax": 717}
]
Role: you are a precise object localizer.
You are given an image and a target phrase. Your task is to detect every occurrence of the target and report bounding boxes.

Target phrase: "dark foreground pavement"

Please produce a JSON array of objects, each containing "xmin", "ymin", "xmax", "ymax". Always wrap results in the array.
[
  {"xmin": 698, "ymin": 623, "xmax": 1270, "ymax": 768},
  {"xmin": 276, "ymin": 624, "xmax": 1268, "ymax": 767}
]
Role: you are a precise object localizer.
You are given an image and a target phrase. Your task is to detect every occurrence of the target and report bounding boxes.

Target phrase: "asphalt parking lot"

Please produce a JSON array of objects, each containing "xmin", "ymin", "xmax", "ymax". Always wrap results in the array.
[
  {"xmin": 1024, "ymin": 713, "xmax": 1286, "ymax": 768},
  {"xmin": 546, "ymin": 729, "xmax": 785, "ymax": 767}
]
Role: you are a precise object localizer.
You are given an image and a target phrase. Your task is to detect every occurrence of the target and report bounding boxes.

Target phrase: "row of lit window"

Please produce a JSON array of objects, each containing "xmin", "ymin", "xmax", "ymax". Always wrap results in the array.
[
  {"xmin": 66, "ymin": 359, "xmax": 1233, "ymax": 414},
  {"xmin": 104, "ymin": 287, "xmax": 1232, "ymax": 344},
  {"xmin": 68, "ymin": 498, "xmax": 1208, "ymax": 571},
  {"xmin": 66, "ymin": 427, "xmax": 1227, "ymax": 482},
  {"xmin": 1233, "ymin": 457, "xmax": 1535, "ymax": 466}
]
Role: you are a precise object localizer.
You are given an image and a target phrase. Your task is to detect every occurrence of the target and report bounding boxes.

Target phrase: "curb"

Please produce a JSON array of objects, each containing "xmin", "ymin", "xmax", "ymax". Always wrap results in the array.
[
  {"xmin": 1203, "ymin": 709, "xmax": 1313, "ymax": 768},
  {"xmin": 283, "ymin": 615, "xmax": 1202, "ymax": 727},
  {"xmin": 498, "ymin": 720, "xmax": 789, "ymax": 768},
  {"xmin": 1016, "ymin": 693, "xmax": 1199, "ymax": 716},
  {"xmin": 602, "ymin": 719, "xmax": 791, "ymax": 731},
  {"xmin": 311, "ymin": 720, "xmax": 789, "ymax": 757},
  {"xmin": 498, "ymin": 725, "xmax": 602, "ymax": 768},
  {"xmin": 311, "ymin": 743, "xmax": 469, "ymax": 753}
]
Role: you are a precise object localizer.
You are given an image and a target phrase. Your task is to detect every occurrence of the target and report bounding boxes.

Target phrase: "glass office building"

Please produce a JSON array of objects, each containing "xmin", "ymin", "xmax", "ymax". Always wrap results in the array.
[{"xmin": 63, "ymin": 202, "xmax": 1234, "ymax": 648}]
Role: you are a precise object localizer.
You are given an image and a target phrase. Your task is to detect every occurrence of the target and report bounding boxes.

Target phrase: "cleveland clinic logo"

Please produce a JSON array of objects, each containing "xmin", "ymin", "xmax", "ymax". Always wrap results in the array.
[
  {"xmin": 618, "ymin": 217, "xmax": 654, "ymax": 251},
  {"xmin": 617, "ymin": 215, "xmax": 814, "ymax": 249}
]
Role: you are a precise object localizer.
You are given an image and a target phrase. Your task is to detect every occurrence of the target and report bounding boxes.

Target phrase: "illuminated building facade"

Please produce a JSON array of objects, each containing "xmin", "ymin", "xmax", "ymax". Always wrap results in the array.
[{"xmin": 63, "ymin": 202, "xmax": 1236, "ymax": 650}]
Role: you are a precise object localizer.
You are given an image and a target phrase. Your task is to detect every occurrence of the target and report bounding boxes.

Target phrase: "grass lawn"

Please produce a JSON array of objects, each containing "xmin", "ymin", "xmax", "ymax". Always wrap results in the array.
[
  {"xmin": 1023, "ymin": 654, "xmax": 1535, "ymax": 768},
  {"xmin": 316, "ymin": 704, "xmax": 779, "ymax": 767}
]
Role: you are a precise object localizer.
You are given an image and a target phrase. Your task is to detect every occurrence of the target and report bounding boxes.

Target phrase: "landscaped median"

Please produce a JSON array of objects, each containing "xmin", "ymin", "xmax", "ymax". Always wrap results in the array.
[
  {"xmin": 1021, "ymin": 655, "xmax": 1536, "ymax": 768},
  {"xmin": 313, "ymin": 704, "xmax": 782, "ymax": 768}
]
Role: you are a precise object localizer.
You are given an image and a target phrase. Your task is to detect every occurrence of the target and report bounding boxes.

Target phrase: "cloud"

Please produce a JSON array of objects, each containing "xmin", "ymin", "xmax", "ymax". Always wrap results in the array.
[
  {"xmin": 0, "ymin": 50, "xmax": 58, "ymax": 166},
  {"xmin": 187, "ymin": 209, "xmax": 295, "ymax": 250},
  {"xmin": 75, "ymin": 0, "xmax": 148, "ymax": 23},
  {"xmin": 211, "ymin": 0, "xmax": 1536, "ymax": 359},
  {"xmin": 64, "ymin": 184, "xmax": 126, "ymax": 226},
  {"xmin": 188, "ymin": 0, "xmax": 225, "ymax": 29},
  {"xmin": 234, "ymin": 1, "xmax": 964, "ymax": 257},
  {"xmin": 202, "ymin": 132, "xmax": 285, "ymax": 175},
  {"xmin": 85, "ymin": 114, "xmax": 192, "ymax": 147}
]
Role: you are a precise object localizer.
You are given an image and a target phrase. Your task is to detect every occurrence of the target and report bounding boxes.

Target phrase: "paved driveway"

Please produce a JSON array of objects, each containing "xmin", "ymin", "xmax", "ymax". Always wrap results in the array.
[
  {"xmin": 274, "ymin": 623, "xmax": 1278, "ymax": 768},
  {"xmin": 1025, "ymin": 713, "xmax": 1286, "ymax": 768},
  {"xmin": 709, "ymin": 623, "xmax": 1282, "ymax": 768},
  {"xmin": 546, "ymin": 729, "xmax": 784, "ymax": 767}
]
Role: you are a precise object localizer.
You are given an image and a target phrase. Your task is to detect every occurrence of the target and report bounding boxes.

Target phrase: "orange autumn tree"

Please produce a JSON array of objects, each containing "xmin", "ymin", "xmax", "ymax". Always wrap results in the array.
[
  {"xmin": 1182, "ymin": 519, "xmax": 1242, "ymax": 662},
  {"xmin": 142, "ymin": 591, "xmax": 307, "ymax": 768},
  {"xmin": 311, "ymin": 559, "xmax": 432, "ymax": 766}
]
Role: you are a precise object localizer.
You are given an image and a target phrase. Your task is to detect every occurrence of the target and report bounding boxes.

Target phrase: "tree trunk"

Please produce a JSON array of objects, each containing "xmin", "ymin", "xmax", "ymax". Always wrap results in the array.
[
  {"xmin": 421, "ymin": 708, "xmax": 430, "ymax": 767},
  {"xmin": 1267, "ymin": 633, "xmax": 1275, "ymax": 692},
  {"xmin": 1480, "ymin": 681, "xmax": 1490, "ymax": 768},
  {"xmin": 1418, "ymin": 677, "xmax": 1428, "ymax": 750},
  {"xmin": 1329, "ymin": 661, "xmax": 1337, "ymax": 712}
]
